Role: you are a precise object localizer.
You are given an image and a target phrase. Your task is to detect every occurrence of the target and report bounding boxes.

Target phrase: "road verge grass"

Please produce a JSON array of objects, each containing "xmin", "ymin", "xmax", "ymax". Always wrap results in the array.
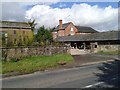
[
  {"xmin": 96, "ymin": 51, "xmax": 120, "ymax": 55},
  {"xmin": 2, "ymin": 54, "xmax": 73, "ymax": 74}
]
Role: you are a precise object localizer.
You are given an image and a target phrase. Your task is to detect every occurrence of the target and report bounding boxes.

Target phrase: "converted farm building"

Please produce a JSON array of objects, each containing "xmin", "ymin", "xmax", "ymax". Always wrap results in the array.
[{"xmin": 0, "ymin": 21, "xmax": 34, "ymax": 47}]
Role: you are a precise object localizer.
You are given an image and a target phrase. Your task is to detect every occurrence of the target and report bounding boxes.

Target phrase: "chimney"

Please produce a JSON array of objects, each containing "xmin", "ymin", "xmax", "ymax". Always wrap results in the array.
[{"xmin": 59, "ymin": 19, "xmax": 62, "ymax": 30}]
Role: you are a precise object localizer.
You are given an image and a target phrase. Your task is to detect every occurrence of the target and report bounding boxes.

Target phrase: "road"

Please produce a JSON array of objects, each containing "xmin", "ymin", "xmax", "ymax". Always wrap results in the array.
[{"xmin": 2, "ymin": 60, "xmax": 120, "ymax": 88}]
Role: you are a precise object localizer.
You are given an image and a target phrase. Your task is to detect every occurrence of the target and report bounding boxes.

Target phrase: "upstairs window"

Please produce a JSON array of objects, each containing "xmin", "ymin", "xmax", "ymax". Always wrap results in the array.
[
  {"xmin": 14, "ymin": 30, "xmax": 16, "ymax": 34},
  {"xmin": 70, "ymin": 27, "xmax": 74, "ymax": 31},
  {"xmin": 23, "ymin": 31, "xmax": 25, "ymax": 34}
]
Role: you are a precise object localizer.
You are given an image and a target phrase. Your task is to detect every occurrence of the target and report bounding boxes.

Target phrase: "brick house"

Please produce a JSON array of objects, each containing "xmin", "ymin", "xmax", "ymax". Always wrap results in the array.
[{"xmin": 52, "ymin": 20, "xmax": 97, "ymax": 39}]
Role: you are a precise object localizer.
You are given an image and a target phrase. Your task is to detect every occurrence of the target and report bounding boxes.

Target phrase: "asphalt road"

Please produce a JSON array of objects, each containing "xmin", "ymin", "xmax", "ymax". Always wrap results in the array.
[{"xmin": 2, "ymin": 60, "xmax": 120, "ymax": 88}]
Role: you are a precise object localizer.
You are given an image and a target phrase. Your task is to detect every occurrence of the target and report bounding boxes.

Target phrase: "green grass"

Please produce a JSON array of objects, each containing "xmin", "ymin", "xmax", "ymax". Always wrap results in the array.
[
  {"xmin": 2, "ymin": 54, "xmax": 73, "ymax": 74},
  {"xmin": 96, "ymin": 50, "xmax": 120, "ymax": 55}
]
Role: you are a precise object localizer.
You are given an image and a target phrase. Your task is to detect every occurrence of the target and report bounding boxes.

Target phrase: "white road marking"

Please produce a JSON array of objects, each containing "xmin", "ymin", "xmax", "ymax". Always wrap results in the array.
[
  {"xmin": 83, "ymin": 82, "xmax": 104, "ymax": 88},
  {"xmin": 83, "ymin": 74, "xmax": 119, "ymax": 88},
  {"xmin": 85, "ymin": 85, "xmax": 93, "ymax": 88}
]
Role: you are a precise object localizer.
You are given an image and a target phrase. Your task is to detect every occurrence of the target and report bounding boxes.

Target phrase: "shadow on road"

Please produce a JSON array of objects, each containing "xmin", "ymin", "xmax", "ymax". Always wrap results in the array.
[{"xmin": 95, "ymin": 59, "xmax": 120, "ymax": 88}]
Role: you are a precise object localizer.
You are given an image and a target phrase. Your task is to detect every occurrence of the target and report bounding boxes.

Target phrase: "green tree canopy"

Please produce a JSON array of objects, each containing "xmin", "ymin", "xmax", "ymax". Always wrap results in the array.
[{"xmin": 36, "ymin": 26, "xmax": 52, "ymax": 45}]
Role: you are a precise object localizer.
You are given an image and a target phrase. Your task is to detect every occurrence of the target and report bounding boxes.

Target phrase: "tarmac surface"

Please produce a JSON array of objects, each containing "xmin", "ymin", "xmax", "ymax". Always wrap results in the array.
[
  {"xmin": 2, "ymin": 60, "xmax": 120, "ymax": 88},
  {"xmin": 2, "ymin": 54, "xmax": 120, "ymax": 88},
  {"xmin": 2, "ymin": 54, "xmax": 119, "ymax": 77},
  {"xmin": 63, "ymin": 54, "xmax": 119, "ymax": 68},
  {"xmin": 73, "ymin": 54, "xmax": 118, "ymax": 63}
]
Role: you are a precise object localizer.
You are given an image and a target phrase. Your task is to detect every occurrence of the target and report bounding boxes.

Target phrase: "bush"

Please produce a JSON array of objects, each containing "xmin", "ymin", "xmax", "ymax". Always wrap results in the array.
[{"xmin": 31, "ymin": 42, "xmax": 39, "ymax": 46}]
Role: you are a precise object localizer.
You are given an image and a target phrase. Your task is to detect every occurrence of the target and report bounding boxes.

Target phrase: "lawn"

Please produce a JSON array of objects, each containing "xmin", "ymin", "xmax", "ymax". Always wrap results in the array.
[{"xmin": 2, "ymin": 54, "xmax": 73, "ymax": 74}]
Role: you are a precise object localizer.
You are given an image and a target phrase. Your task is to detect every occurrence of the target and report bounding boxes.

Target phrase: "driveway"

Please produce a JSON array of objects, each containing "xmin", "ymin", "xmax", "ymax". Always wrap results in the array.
[{"xmin": 72, "ymin": 54, "xmax": 118, "ymax": 65}]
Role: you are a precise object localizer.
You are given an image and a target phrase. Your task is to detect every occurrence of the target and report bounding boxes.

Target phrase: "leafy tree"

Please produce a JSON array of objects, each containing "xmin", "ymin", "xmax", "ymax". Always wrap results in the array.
[
  {"xmin": 49, "ymin": 27, "xmax": 55, "ymax": 32},
  {"xmin": 44, "ymin": 28, "xmax": 53, "ymax": 45},
  {"xmin": 36, "ymin": 26, "xmax": 45, "ymax": 43},
  {"xmin": 36, "ymin": 26, "xmax": 52, "ymax": 46}
]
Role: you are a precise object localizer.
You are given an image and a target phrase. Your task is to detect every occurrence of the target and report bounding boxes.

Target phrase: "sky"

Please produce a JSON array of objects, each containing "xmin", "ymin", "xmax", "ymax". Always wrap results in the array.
[{"xmin": 1, "ymin": 1, "xmax": 119, "ymax": 32}]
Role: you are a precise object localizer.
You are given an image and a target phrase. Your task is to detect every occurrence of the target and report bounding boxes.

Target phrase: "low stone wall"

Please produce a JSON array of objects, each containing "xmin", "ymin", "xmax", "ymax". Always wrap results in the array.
[
  {"xmin": 1, "ymin": 46, "xmax": 68, "ymax": 61},
  {"xmin": 97, "ymin": 45, "xmax": 120, "ymax": 52}
]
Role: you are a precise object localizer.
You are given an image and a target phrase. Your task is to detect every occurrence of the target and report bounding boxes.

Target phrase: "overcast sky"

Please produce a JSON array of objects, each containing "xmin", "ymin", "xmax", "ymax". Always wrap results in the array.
[{"xmin": 1, "ymin": 1, "xmax": 119, "ymax": 32}]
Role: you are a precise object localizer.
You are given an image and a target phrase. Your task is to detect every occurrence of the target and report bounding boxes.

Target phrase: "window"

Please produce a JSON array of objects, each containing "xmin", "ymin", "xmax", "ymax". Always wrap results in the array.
[
  {"xmin": 70, "ymin": 27, "xmax": 74, "ymax": 31},
  {"xmin": 14, "ymin": 38, "xmax": 16, "ymax": 44},
  {"xmin": 23, "ymin": 31, "xmax": 25, "ymax": 34},
  {"xmin": 14, "ymin": 30, "xmax": 16, "ymax": 34},
  {"xmin": 23, "ymin": 37, "xmax": 26, "ymax": 42}
]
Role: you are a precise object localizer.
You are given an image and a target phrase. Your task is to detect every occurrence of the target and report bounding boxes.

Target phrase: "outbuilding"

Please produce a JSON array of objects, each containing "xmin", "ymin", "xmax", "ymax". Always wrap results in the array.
[{"xmin": 55, "ymin": 31, "xmax": 120, "ymax": 54}]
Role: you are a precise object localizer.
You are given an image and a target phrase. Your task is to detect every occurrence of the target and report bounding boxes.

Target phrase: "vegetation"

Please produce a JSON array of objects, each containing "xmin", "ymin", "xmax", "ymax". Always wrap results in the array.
[
  {"xmin": 2, "ymin": 30, "xmax": 34, "ymax": 47},
  {"xmin": 1, "ymin": 19, "xmax": 57, "ymax": 47},
  {"xmin": 2, "ymin": 54, "xmax": 73, "ymax": 74},
  {"xmin": 96, "ymin": 50, "xmax": 120, "ymax": 55},
  {"xmin": 28, "ymin": 19, "xmax": 37, "ymax": 32},
  {"xmin": 36, "ymin": 26, "xmax": 53, "ymax": 46},
  {"xmin": 1, "ymin": 20, "xmax": 36, "ymax": 47}
]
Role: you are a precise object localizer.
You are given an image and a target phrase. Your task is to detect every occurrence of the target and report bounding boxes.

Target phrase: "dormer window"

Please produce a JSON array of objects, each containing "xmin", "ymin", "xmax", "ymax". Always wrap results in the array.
[{"xmin": 71, "ymin": 27, "xmax": 74, "ymax": 31}]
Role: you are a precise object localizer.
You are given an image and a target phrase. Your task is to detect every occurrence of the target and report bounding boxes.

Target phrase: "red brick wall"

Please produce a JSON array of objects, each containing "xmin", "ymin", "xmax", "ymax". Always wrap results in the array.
[
  {"xmin": 64, "ymin": 22, "xmax": 78, "ymax": 36},
  {"xmin": 52, "ymin": 22, "xmax": 79, "ymax": 39},
  {"xmin": 59, "ymin": 20, "xmax": 62, "ymax": 29},
  {"xmin": 58, "ymin": 30, "xmax": 65, "ymax": 36}
]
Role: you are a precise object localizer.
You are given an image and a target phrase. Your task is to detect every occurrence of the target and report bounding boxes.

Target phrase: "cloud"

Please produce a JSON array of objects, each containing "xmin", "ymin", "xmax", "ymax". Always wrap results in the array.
[
  {"xmin": 19, "ymin": 0, "xmax": 60, "ymax": 8},
  {"xmin": 25, "ymin": 3, "xmax": 118, "ymax": 31},
  {"xmin": 1, "ymin": 0, "xmax": 60, "ymax": 22},
  {"xmin": 2, "ymin": 2, "xmax": 27, "ymax": 21}
]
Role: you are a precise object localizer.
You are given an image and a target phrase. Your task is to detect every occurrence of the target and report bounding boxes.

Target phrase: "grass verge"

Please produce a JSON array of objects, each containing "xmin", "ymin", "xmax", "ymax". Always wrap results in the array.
[
  {"xmin": 96, "ymin": 50, "xmax": 120, "ymax": 55},
  {"xmin": 2, "ymin": 54, "xmax": 73, "ymax": 74}
]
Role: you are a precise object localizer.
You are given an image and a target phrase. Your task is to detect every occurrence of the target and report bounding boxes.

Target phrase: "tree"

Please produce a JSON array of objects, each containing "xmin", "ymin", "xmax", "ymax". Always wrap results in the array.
[
  {"xmin": 36, "ymin": 26, "xmax": 52, "ymax": 46},
  {"xmin": 49, "ymin": 27, "xmax": 55, "ymax": 32},
  {"xmin": 36, "ymin": 26, "xmax": 45, "ymax": 43},
  {"xmin": 44, "ymin": 28, "xmax": 53, "ymax": 45},
  {"xmin": 28, "ymin": 19, "xmax": 37, "ymax": 43},
  {"xmin": 28, "ymin": 19, "xmax": 37, "ymax": 32}
]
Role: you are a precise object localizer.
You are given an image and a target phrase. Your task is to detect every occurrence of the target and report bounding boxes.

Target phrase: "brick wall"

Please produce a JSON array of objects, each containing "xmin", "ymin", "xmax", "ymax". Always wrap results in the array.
[
  {"xmin": 58, "ymin": 30, "xmax": 65, "ymax": 36},
  {"xmin": 52, "ymin": 22, "xmax": 78, "ymax": 38},
  {"xmin": 64, "ymin": 23, "xmax": 78, "ymax": 36}
]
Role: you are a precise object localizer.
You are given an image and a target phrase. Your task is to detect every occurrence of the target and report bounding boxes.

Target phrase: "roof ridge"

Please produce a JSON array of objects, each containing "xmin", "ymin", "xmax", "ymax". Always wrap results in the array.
[{"xmin": 0, "ymin": 21, "xmax": 28, "ymax": 24}]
